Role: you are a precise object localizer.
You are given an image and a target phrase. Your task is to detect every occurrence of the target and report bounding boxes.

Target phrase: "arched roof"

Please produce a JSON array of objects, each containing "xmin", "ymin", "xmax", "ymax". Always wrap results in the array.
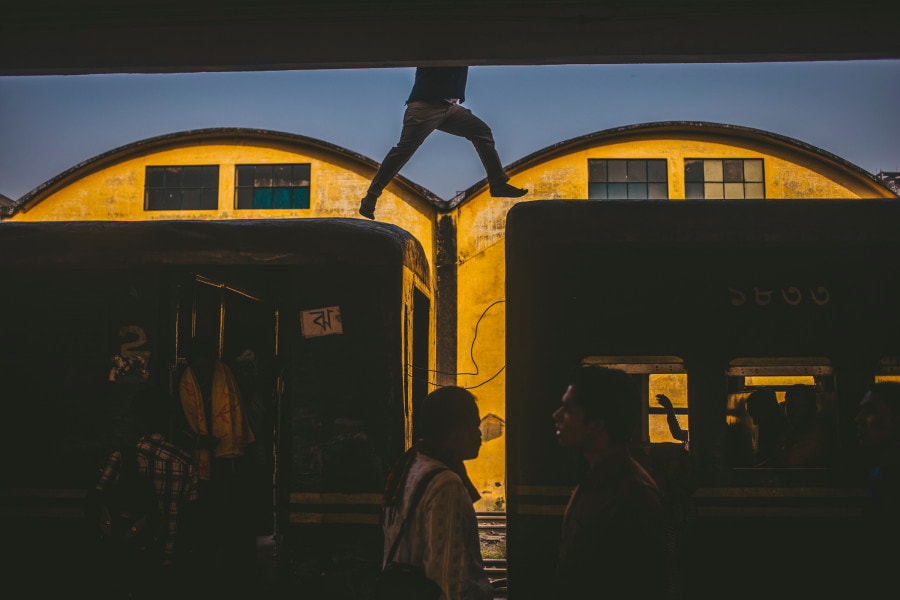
[
  {"xmin": 10, "ymin": 128, "xmax": 445, "ymax": 216},
  {"xmin": 451, "ymin": 121, "xmax": 898, "ymax": 208}
]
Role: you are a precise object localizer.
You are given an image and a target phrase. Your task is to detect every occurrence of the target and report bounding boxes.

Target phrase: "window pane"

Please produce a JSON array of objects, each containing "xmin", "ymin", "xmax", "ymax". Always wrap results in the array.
[
  {"xmin": 608, "ymin": 160, "xmax": 628, "ymax": 183},
  {"xmin": 647, "ymin": 160, "xmax": 667, "ymax": 183},
  {"xmin": 705, "ymin": 183, "xmax": 724, "ymax": 199},
  {"xmin": 650, "ymin": 374, "xmax": 688, "ymax": 408},
  {"xmin": 627, "ymin": 183, "xmax": 648, "ymax": 199},
  {"xmin": 202, "ymin": 166, "xmax": 219, "ymax": 188},
  {"xmin": 704, "ymin": 160, "xmax": 723, "ymax": 182},
  {"xmin": 253, "ymin": 188, "xmax": 272, "ymax": 209},
  {"xmin": 627, "ymin": 160, "xmax": 647, "ymax": 182},
  {"xmin": 274, "ymin": 165, "xmax": 291, "ymax": 187},
  {"xmin": 272, "ymin": 187, "xmax": 291, "ymax": 209},
  {"xmin": 649, "ymin": 415, "xmax": 690, "ymax": 444},
  {"xmin": 726, "ymin": 374, "xmax": 836, "ymax": 468},
  {"xmin": 588, "ymin": 160, "xmax": 607, "ymax": 182},
  {"xmin": 684, "ymin": 160, "xmax": 704, "ymax": 182},
  {"xmin": 292, "ymin": 164, "xmax": 311, "ymax": 186},
  {"xmin": 164, "ymin": 167, "xmax": 182, "ymax": 187},
  {"xmin": 254, "ymin": 165, "xmax": 273, "ymax": 187},
  {"xmin": 182, "ymin": 188, "xmax": 202, "ymax": 209},
  {"xmin": 146, "ymin": 167, "xmax": 165, "ymax": 188},
  {"xmin": 201, "ymin": 188, "xmax": 217, "ymax": 210},
  {"xmin": 236, "ymin": 165, "xmax": 255, "ymax": 187},
  {"xmin": 588, "ymin": 182, "xmax": 607, "ymax": 200},
  {"xmin": 648, "ymin": 183, "xmax": 668, "ymax": 199},
  {"xmin": 165, "ymin": 190, "xmax": 182, "ymax": 210},
  {"xmin": 685, "ymin": 183, "xmax": 704, "ymax": 199},
  {"xmin": 146, "ymin": 189, "xmax": 164, "ymax": 210},
  {"xmin": 744, "ymin": 159, "xmax": 764, "ymax": 182},
  {"xmin": 292, "ymin": 187, "xmax": 311, "ymax": 209},
  {"xmin": 745, "ymin": 183, "xmax": 765, "ymax": 198},
  {"xmin": 608, "ymin": 183, "xmax": 627, "ymax": 199},
  {"xmin": 724, "ymin": 183, "xmax": 745, "ymax": 199},
  {"xmin": 723, "ymin": 160, "xmax": 744, "ymax": 182},
  {"xmin": 648, "ymin": 373, "xmax": 689, "ymax": 444},
  {"xmin": 236, "ymin": 188, "xmax": 253, "ymax": 209},
  {"xmin": 182, "ymin": 166, "xmax": 202, "ymax": 188}
]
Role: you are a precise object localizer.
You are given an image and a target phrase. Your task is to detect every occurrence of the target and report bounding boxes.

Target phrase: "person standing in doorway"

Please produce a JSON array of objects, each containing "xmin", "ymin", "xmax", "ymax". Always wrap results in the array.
[{"xmin": 360, "ymin": 66, "xmax": 527, "ymax": 219}]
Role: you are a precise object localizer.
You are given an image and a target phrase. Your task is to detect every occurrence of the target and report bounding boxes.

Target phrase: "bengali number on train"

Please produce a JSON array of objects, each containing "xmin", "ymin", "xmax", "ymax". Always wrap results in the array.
[{"xmin": 728, "ymin": 286, "xmax": 830, "ymax": 308}]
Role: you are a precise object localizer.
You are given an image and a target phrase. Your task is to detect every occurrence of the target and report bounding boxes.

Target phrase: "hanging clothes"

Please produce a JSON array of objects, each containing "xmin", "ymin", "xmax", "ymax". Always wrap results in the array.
[
  {"xmin": 179, "ymin": 366, "xmax": 211, "ymax": 480},
  {"xmin": 211, "ymin": 359, "xmax": 255, "ymax": 458}
]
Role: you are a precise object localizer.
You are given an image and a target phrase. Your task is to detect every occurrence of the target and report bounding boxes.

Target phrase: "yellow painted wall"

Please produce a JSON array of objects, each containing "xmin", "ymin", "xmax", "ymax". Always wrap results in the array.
[
  {"xmin": 456, "ymin": 129, "xmax": 896, "ymax": 511},
  {"xmin": 9, "ymin": 139, "xmax": 438, "ymax": 290}
]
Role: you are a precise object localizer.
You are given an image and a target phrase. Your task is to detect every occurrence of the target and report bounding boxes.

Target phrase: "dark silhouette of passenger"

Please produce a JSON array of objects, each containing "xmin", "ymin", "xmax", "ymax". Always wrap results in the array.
[
  {"xmin": 779, "ymin": 384, "xmax": 830, "ymax": 467},
  {"xmin": 856, "ymin": 382, "xmax": 900, "ymax": 514},
  {"xmin": 854, "ymin": 382, "xmax": 900, "ymax": 593},
  {"xmin": 379, "ymin": 386, "xmax": 492, "ymax": 599},
  {"xmin": 656, "ymin": 393, "xmax": 689, "ymax": 444},
  {"xmin": 92, "ymin": 387, "xmax": 199, "ymax": 598},
  {"xmin": 745, "ymin": 389, "xmax": 786, "ymax": 466},
  {"xmin": 552, "ymin": 365, "xmax": 666, "ymax": 599},
  {"xmin": 644, "ymin": 442, "xmax": 694, "ymax": 600},
  {"xmin": 359, "ymin": 67, "xmax": 527, "ymax": 219}
]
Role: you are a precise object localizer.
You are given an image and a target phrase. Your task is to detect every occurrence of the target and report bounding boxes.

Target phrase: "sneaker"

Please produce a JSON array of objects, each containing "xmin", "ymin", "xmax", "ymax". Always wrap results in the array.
[
  {"xmin": 359, "ymin": 195, "xmax": 377, "ymax": 220},
  {"xmin": 489, "ymin": 182, "xmax": 528, "ymax": 198}
]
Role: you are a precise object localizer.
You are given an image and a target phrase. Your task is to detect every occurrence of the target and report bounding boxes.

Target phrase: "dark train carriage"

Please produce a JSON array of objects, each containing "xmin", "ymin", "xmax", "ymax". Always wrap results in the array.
[
  {"xmin": 0, "ymin": 219, "xmax": 431, "ymax": 596},
  {"xmin": 505, "ymin": 200, "xmax": 900, "ymax": 599}
]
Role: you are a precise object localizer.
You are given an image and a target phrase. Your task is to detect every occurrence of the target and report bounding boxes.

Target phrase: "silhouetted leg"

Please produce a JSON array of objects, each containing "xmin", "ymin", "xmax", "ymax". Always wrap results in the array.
[
  {"xmin": 438, "ymin": 103, "xmax": 509, "ymax": 186},
  {"xmin": 365, "ymin": 102, "xmax": 447, "ymax": 200}
]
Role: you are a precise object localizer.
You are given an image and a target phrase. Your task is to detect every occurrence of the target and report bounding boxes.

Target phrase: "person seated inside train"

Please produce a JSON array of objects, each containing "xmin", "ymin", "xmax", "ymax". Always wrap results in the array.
[
  {"xmin": 745, "ymin": 389, "xmax": 787, "ymax": 467},
  {"xmin": 777, "ymin": 384, "xmax": 831, "ymax": 467},
  {"xmin": 380, "ymin": 386, "xmax": 493, "ymax": 600},
  {"xmin": 552, "ymin": 365, "xmax": 666, "ymax": 598}
]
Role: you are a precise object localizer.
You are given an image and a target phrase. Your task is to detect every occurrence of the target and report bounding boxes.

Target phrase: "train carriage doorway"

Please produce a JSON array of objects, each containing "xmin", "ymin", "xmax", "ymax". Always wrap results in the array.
[{"xmin": 172, "ymin": 271, "xmax": 279, "ymax": 582}]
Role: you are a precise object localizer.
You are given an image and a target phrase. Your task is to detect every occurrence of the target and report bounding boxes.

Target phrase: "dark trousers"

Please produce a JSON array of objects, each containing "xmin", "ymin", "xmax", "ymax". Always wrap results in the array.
[{"xmin": 366, "ymin": 101, "xmax": 509, "ymax": 198}]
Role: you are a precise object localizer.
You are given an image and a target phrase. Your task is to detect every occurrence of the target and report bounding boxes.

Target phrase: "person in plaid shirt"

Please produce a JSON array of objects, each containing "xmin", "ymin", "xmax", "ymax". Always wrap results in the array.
[{"xmin": 97, "ymin": 388, "xmax": 199, "ymax": 567}]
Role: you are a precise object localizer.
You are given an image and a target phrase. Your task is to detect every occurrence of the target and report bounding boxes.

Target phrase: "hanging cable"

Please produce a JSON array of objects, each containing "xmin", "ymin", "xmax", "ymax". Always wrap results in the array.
[{"xmin": 407, "ymin": 299, "xmax": 506, "ymax": 389}]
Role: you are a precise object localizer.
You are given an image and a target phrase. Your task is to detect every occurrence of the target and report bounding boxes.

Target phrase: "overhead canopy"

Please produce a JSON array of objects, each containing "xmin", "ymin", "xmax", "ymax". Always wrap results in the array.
[
  {"xmin": 2, "ymin": 1, "xmax": 898, "ymax": 75},
  {"xmin": 0, "ymin": 219, "xmax": 430, "ymax": 282}
]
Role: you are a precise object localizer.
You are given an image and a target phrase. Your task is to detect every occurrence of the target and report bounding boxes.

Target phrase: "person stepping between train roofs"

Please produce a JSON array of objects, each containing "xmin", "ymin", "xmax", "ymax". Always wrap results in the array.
[{"xmin": 359, "ymin": 66, "xmax": 527, "ymax": 220}]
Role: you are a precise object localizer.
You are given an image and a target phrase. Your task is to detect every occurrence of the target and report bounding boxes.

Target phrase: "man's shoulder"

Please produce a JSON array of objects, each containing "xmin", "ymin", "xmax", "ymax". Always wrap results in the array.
[{"xmin": 408, "ymin": 456, "xmax": 465, "ymax": 498}]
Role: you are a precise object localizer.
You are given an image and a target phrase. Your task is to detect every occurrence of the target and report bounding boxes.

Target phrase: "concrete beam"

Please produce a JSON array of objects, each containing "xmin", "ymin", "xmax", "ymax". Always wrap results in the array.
[{"xmin": 2, "ymin": 1, "xmax": 898, "ymax": 75}]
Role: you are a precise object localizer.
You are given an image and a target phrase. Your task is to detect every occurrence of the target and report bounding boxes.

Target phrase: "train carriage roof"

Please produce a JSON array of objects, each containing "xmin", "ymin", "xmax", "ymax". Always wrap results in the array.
[
  {"xmin": 0, "ymin": 218, "xmax": 429, "ymax": 282},
  {"xmin": 506, "ymin": 199, "xmax": 900, "ymax": 249}
]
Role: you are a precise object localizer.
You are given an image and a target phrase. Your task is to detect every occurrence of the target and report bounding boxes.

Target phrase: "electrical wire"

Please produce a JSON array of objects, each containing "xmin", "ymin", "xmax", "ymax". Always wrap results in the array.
[{"xmin": 407, "ymin": 299, "xmax": 506, "ymax": 389}]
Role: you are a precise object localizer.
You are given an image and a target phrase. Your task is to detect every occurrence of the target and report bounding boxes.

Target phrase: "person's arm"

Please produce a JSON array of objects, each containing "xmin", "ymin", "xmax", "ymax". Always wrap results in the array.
[{"xmin": 656, "ymin": 394, "xmax": 689, "ymax": 442}]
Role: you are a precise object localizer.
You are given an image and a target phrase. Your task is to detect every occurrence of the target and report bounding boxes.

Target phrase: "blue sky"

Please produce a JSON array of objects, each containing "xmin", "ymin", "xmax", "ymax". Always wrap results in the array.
[{"xmin": 1, "ymin": 60, "xmax": 898, "ymax": 201}]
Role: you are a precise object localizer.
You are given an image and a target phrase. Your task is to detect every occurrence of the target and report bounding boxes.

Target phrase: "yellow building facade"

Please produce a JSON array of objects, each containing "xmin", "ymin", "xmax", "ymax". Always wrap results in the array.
[
  {"xmin": 6, "ymin": 129, "xmax": 441, "ymax": 273},
  {"xmin": 3, "ymin": 122, "xmax": 896, "ymax": 512}
]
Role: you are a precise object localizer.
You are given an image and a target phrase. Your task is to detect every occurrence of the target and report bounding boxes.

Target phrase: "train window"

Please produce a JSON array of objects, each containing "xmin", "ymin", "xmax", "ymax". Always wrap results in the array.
[
  {"xmin": 587, "ymin": 159, "xmax": 669, "ymax": 200},
  {"xmin": 235, "ymin": 163, "xmax": 311, "ymax": 210},
  {"xmin": 581, "ymin": 356, "xmax": 688, "ymax": 445},
  {"xmin": 145, "ymin": 165, "xmax": 219, "ymax": 210},
  {"xmin": 875, "ymin": 357, "xmax": 900, "ymax": 383},
  {"xmin": 725, "ymin": 358, "xmax": 836, "ymax": 468},
  {"xmin": 684, "ymin": 158, "xmax": 764, "ymax": 199}
]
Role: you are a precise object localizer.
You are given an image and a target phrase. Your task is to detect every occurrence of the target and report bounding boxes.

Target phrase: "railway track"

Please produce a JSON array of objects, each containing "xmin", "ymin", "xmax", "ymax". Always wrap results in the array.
[{"xmin": 477, "ymin": 513, "xmax": 507, "ymax": 598}]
